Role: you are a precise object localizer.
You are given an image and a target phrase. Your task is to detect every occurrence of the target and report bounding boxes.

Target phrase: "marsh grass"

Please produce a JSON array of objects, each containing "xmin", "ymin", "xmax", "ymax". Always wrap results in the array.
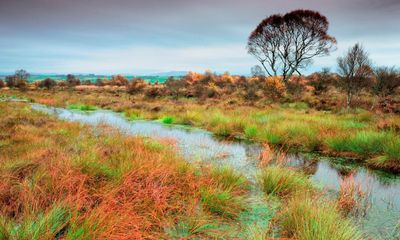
[
  {"xmin": 161, "ymin": 116, "xmax": 174, "ymax": 124},
  {"xmin": 210, "ymin": 167, "xmax": 248, "ymax": 192},
  {"xmin": 67, "ymin": 103, "xmax": 97, "ymax": 111},
  {"xmin": 0, "ymin": 102, "xmax": 230, "ymax": 239},
  {"xmin": 8, "ymin": 90, "xmax": 400, "ymax": 172},
  {"xmin": 259, "ymin": 166, "xmax": 313, "ymax": 197},
  {"xmin": 279, "ymin": 194, "xmax": 363, "ymax": 240},
  {"xmin": 337, "ymin": 174, "xmax": 371, "ymax": 217},
  {"xmin": 200, "ymin": 187, "xmax": 246, "ymax": 219},
  {"xmin": 0, "ymin": 205, "xmax": 71, "ymax": 240},
  {"xmin": 326, "ymin": 131, "xmax": 396, "ymax": 156},
  {"xmin": 164, "ymin": 218, "xmax": 218, "ymax": 239},
  {"xmin": 244, "ymin": 125, "xmax": 258, "ymax": 139},
  {"xmin": 201, "ymin": 167, "xmax": 249, "ymax": 219},
  {"xmin": 383, "ymin": 137, "xmax": 400, "ymax": 161}
]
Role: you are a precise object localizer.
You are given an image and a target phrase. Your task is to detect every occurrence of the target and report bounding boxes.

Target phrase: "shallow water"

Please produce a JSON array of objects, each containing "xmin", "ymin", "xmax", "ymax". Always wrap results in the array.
[{"xmin": 31, "ymin": 104, "xmax": 400, "ymax": 239}]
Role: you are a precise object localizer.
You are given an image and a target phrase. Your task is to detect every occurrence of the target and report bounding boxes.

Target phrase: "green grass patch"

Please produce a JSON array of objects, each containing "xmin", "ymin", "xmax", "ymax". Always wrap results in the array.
[
  {"xmin": 210, "ymin": 167, "xmax": 248, "ymax": 192},
  {"xmin": 326, "ymin": 131, "xmax": 393, "ymax": 156},
  {"xmin": 260, "ymin": 129, "xmax": 282, "ymax": 145},
  {"xmin": 200, "ymin": 187, "xmax": 246, "ymax": 219},
  {"xmin": 125, "ymin": 111, "xmax": 142, "ymax": 120},
  {"xmin": 244, "ymin": 125, "xmax": 258, "ymax": 139},
  {"xmin": 259, "ymin": 166, "xmax": 313, "ymax": 196},
  {"xmin": 161, "ymin": 116, "xmax": 174, "ymax": 124},
  {"xmin": 280, "ymin": 195, "xmax": 363, "ymax": 240},
  {"xmin": 143, "ymin": 138, "xmax": 166, "ymax": 151},
  {"xmin": 383, "ymin": 137, "xmax": 400, "ymax": 161},
  {"xmin": 67, "ymin": 104, "xmax": 97, "ymax": 111},
  {"xmin": 281, "ymin": 102, "xmax": 309, "ymax": 110},
  {"xmin": 0, "ymin": 205, "xmax": 71, "ymax": 240}
]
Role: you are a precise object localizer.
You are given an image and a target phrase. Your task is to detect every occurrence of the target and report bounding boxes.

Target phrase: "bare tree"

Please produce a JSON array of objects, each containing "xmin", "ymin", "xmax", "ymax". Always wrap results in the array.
[
  {"xmin": 66, "ymin": 74, "xmax": 80, "ymax": 87},
  {"xmin": 251, "ymin": 65, "xmax": 265, "ymax": 77},
  {"xmin": 14, "ymin": 69, "xmax": 30, "ymax": 82},
  {"xmin": 373, "ymin": 66, "xmax": 400, "ymax": 98},
  {"xmin": 247, "ymin": 9, "xmax": 336, "ymax": 83},
  {"xmin": 5, "ymin": 69, "xmax": 30, "ymax": 90},
  {"xmin": 337, "ymin": 43, "xmax": 374, "ymax": 108}
]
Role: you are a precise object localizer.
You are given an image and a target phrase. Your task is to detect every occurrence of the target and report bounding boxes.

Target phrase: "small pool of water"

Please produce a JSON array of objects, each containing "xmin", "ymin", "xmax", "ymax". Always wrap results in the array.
[{"xmin": 31, "ymin": 104, "xmax": 400, "ymax": 239}]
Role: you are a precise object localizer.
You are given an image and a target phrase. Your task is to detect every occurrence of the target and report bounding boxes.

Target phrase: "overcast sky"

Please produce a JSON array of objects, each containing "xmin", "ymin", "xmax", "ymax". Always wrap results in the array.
[{"xmin": 1, "ymin": 0, "xmax": 399, "ymax": 75}]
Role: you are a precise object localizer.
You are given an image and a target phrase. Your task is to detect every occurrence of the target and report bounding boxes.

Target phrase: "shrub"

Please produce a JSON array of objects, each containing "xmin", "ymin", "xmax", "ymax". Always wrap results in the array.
[
  {"xmin": 307, "ymin": 68, "xmax": 335, "ymax": 95},
  {"xmin": 259, "ymin": 166, "xmax": 312, "ymax": 196},
  {"xmin": 110, "ymin": 75, "xmax": 129, "ymax": 86},
  {"xmin": 38, "ymin": 78, "xmax": 57, "ymax": 90},
  {"xmin": 5, "ymin": 76, "xmax": 28, "ymax": 90},
  {"xmin": 95, "ymin": 78, "xmax": 105, "ymax": 86},
  {"xmin": 145, "ymin": 85, "xmax": 164, "ymax": 98},
  {"xmin": 262, "ymin": 76, "xmax": 286, "ymax": 100},
  {"xmin": 286, "ymin": 76, "xmax": 309, "ymax": 99},
  {"xmin": 127, "ymin": 78, "xmax": 147, "ymax": 95},
  {"xmin": 66, "ymin": 74, "xmax": 80, "ymax": 87}
]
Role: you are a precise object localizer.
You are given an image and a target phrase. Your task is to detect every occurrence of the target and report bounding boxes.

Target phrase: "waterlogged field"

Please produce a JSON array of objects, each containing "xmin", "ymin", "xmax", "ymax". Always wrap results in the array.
[
  {"xmin": 7, "ymin": 89, "xmax": 400, "ymax": 173},
  {"xmin": 2, "ymin": 96, "xmax": 379, "ymax": 239}
]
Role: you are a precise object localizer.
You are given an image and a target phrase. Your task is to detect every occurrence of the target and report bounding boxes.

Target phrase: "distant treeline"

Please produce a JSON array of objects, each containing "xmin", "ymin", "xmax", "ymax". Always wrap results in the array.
[
  {"xmin": 0, "ymin": 74, "xmax": 180, "ymax": 84},
  {"xmin": 1, "ymin": 67, "xmax": 399, "ymax": 112}
]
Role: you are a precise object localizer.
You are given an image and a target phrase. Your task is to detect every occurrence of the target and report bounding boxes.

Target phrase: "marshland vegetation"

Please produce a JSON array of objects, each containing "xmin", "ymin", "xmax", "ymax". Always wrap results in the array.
[{"xmin": 1, "ymin": 8, "xmax": 399, "ymax": 240}]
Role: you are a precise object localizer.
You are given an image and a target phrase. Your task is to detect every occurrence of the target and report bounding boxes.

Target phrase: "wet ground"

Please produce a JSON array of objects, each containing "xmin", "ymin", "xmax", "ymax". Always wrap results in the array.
[{"xmin": 31, "ymin": 104, "xmax": 400, "ymax": 239}]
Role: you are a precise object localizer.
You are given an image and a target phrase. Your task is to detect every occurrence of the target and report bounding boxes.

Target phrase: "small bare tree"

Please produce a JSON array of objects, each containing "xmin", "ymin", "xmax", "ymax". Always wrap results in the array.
[
  {"xmin": 5, "ymin": 69, "xmax": 30, "ymax": 90},
  {"xmin": 251, "ymin": 65, "xmax": 265, "ymax": 77},
  {"xmin": 247, "ymin": 9, "xmax": 336, "ymax": 83},
  {"xmin": 337, "ymin": 43, "xmax": 374, "ymax": 108}
]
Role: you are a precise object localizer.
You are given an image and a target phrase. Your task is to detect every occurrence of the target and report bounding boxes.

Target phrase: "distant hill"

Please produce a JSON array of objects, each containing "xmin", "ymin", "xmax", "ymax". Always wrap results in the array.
[
  {"xmin": 149, "ymin": 71, "xmax": 188, "ymax": 77},
  {"xmin": 0, "ymin": 73, "xmax": 185, "ymax": 84}
]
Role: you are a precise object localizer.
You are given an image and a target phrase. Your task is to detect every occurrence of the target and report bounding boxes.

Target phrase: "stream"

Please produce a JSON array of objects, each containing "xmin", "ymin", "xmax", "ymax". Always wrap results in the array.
[{"xmin": 31, "ymin": 103, "xmax": 400, "ymax": 239}]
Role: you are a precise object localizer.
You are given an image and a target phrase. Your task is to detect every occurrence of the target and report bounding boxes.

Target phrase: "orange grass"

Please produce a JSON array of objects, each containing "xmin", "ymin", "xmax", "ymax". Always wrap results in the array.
[
  {"xmin": 0, "ymin": 102, "xmax": 244, "ymax": 239},
  {"xmin": 337, "ymin": 174, "xmax": 371, "ymax": 217}
]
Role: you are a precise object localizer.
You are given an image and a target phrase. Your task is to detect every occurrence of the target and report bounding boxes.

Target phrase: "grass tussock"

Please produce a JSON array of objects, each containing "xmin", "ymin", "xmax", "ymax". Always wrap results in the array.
[
  {"xmin": 259, "ymin": 166, "xmax": 313, "ymax": 197},
  {"xmin": 200, "ymin": 167, "xmax": 249, "ymax": 219},
  {"xmin": 337, "ymin": 174, "xmax": 370, "ymax": 217},
  {"xmin": 279, "ymin": 194, "xmax": 363, "ymax": 240},
  {"xmin": 161, "ymin": 116, "xmax": 174, "ymax": 124}
]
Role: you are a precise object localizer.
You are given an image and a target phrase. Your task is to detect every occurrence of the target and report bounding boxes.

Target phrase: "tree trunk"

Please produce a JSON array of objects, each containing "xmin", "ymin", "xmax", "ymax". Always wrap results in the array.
[{"xmin": 346, "ymin": 92, "xmax": 352, "ymax": 108}]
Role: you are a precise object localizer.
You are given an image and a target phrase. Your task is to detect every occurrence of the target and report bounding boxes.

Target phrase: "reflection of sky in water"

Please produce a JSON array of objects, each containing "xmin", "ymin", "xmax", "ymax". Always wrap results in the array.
[
  {"xmin": 31, "ymin": 104, "xmax": 262, "ymax": 180},
  {"xmin": 32, "ymin": 104, "xmax": 400, "ymax": 238}
]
